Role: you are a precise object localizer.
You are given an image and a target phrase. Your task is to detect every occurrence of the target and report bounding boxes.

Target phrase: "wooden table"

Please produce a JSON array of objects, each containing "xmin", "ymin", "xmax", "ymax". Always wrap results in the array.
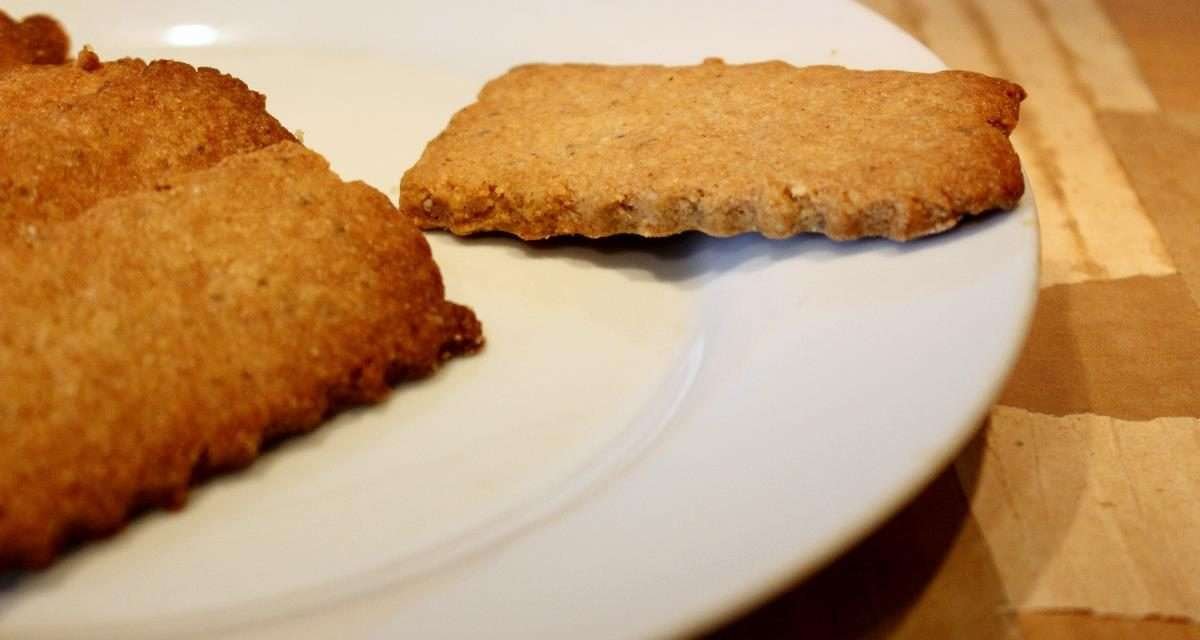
[{"xmin": 710, "ymin": 0, "xmax": 1200, "ymax": 637}]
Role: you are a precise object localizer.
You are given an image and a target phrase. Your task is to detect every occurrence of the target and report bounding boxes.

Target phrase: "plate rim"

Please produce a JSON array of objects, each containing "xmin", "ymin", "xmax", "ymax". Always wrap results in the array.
[{"xmin": 0, "ymin": 1, "xmax": 1041, "ymax": 637}]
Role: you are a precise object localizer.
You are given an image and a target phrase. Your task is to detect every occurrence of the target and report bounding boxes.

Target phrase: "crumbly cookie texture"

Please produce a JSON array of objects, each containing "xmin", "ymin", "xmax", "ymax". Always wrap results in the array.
[
  {"xmin": 0, "ymin": 55, "xmax": 295, "ymax": 240},
  {"xmin": 400, "ymin": 59, "xmax": 1026, "ymax": 242},
  {"xmin": 0, "ymin": 49, "xmax": 138, "ymax": 116},
  {"xmin": 0, "ymin": 142, "xmax": 483, "ymax": 570}
]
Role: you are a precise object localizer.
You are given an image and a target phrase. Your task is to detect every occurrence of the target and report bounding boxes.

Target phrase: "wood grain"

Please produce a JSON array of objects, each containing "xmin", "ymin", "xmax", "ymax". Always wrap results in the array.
[
  {"xmin": 1032, "ymin": 0, "xmax": 1157, "ymax": 112},
  {"xmin": 1097, "ymin": 111, "xmax": 1200, "ymax": 308},
  {"xmin": 960, "ymin": 407, "xmax": 1200, "ymax": 620},
  {"xmin": 1098, "ymin": 0, "xmax": 1200, "ymax": 111},
  {"xmin": 999, "ymin": 275, "xmax": 1200, "ymax": 419},
  {"xmin": 969, "ymin": 0, "xmax": 1172, "ymax": 286},
  {"xmin": 1020, "ymin": 612, "xmax": 1200, "ymax": 640}
]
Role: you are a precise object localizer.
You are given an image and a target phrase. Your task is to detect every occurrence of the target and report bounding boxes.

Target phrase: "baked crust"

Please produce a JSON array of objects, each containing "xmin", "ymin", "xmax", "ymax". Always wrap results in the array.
[
  {"xmin": 0, "ymin": 142, "xmax": 483, "ymax": 569},
  {"xmin": 0, "ymin": 55, "xmax": 295, "ymax": 240},
  {"xmin": 401, "ymin": 60, "xmax": 1026, "ymax": 241},
  {"xmin": 0, "ymin": 50, "xmax": 139, "ymax": 115}
]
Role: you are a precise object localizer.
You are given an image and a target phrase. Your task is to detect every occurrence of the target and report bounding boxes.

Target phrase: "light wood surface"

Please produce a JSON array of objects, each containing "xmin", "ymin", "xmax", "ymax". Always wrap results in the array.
[{"xmin": 710, "ymin": 0, "xmax": 1200, "ymax": 637}]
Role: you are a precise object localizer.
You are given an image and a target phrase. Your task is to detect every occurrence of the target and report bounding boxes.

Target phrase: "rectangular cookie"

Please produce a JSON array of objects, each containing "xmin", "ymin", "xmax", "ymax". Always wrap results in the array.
[
  {"xmin": 0, "ymin": 142, "xmax": 483, "ymax": 570},
  {"xmin": 400, "ymin": 59, "xmax": 1026, "ymax": 242}
]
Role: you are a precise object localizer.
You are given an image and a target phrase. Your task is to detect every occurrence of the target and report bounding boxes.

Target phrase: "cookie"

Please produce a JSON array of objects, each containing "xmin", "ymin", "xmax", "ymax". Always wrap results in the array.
[
  {"xmin": 0, "ymin": 55, "xmax": 295, "ymax": 240},
  {"xmin": 0, "ymin": 11, "xmax": 68, "ymax": 71},
  {"xmin": 0, "ymin": 142, "xmax": 483, "ymax": 569},
  {"xmin": 400, "ymin": 59, "xmax": 1026, "ymax": 241},
  {"xmin": 0, "ymin": 49, "xmax": 139, "ymax": 116}
]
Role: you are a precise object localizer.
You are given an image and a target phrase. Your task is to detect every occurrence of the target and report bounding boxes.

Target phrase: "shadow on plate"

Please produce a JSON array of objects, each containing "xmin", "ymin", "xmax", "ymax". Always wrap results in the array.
[
  {"xmin": 0, "ymin": 550, "xmax": 77, "ymax": 611},
  {"xmin": 431, "ymin": 209, "xmax": 1011, "ymax": 287}
]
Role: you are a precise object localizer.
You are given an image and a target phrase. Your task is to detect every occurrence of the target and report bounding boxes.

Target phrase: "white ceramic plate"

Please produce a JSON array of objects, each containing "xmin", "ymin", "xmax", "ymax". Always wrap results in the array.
[{"xmin": 0, "ymin": 1, "xmax": 1038, "ymax": 638}]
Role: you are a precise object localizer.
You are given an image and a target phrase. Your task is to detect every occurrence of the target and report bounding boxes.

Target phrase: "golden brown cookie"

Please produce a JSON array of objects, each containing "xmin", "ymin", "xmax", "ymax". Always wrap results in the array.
[
  {"xmin": 0, "ymin": 49, "xmax": 139, "ymax": 116},
  {"xmin": 400, "ymin": 59, "xmax": 1026, "ymax": 242},
  {"xmin": 0, "ymin": 10, "xmax": 68, "ymax": 71},
  {"xmin": 0, "ymin": 142, "xmax": 483, "ymax": 570},
  {"xmin": 0, "ymin": 55, "xmax": 295, "ymax": 240}
]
